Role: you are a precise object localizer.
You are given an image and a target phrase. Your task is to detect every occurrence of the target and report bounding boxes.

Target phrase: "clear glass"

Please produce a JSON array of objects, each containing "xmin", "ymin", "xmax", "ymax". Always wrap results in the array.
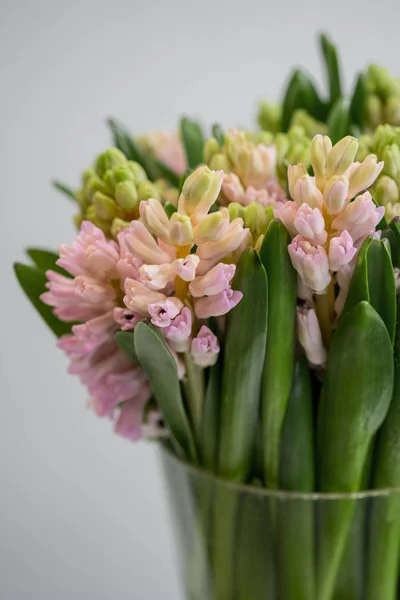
[{"xmin": 160, "ymin": 444, "xmax": 400, "ymax": 600}]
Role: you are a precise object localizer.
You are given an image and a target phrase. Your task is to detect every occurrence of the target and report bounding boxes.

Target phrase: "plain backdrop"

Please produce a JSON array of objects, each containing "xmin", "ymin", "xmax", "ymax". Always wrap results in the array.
[{"xmin": 1, "ymin": 1, "xmax": 399, "ymax": 598}]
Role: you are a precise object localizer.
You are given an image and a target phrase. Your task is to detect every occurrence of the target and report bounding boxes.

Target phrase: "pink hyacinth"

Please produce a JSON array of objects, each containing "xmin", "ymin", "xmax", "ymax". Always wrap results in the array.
[
  {"xmin": 328, "ymin": 231, "xmax": 357, "ymax": 272},
  {"xmin": 297, "ymin": 306, "xmax": 327, "ymax": 366},
  {"xmin": 332, "ymin": 191, "xmax": 385, "ymax": 242},
  {"xmin": 191, "ymin": 326, "xmax": 220, "ymax": 367},
  {"xmin": 148, "ymin": 298, "xmax": 184, "ymax": 328},
  {"xmin": 147, "ymin": 131, "xmax": 187, "ymax": 176},
  {"xmin": 288, "ymin": 236, "xmax": 331, "ymax": 294},
  {"xmin": 41, "ymin": 271, "xmax": 116, "ymax": 321},
  {"xmin": 293, "ymin": 204, "xmax": 327, "ymax": 245},
  {"xmin": 189, "ymin": 263, "xmax": 236, "ymax": 297},
  {"xmin": 163, "ymin": 307, "xmax": 193, "ymax": 352},
  {"xmin": 57, "ymin": 221, "xmax": 120, "ymax": 279},
  {"xmin": 114, "ymin": 386, "xmax": 152, "ymax": 442},
  {"xmin": 194, "ymin": 287, "xmax": 243, "ymax": 319}
]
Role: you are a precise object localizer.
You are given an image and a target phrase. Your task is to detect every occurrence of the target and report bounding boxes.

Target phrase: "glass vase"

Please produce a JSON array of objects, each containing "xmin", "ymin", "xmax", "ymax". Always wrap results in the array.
[{"xmin": 160, "ymin": 444, "xmax": 400, "ymax": 600}]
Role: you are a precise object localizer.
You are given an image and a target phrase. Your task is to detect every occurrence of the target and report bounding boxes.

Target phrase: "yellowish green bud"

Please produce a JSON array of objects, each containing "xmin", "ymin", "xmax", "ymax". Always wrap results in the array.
[
  {"xmin": 291, "ymin": 109, "xmax": 327, "ymax": 137},
  {"xmin": 92, "ymin": 192, "xmax": 118, "ymax": 221},
  {"xmin": 257, "ymin": 101, "xmax": 281, "ymax": 133},
  {"xmin": 179, "ymin": 166, "xmax": 222, "ymax": 221},
  {"xmin": 385, "ymin": 96, "xmax": 400, "ymax": 127},
  {"xmin": 208, "ymin": 153, "xmax": 230, "ymax": 171},
  {"xmin": 169, "ymin": 213, "xmax": 194, "ymax": 245},
  {"xmin": 115, "ymin": 180, "xmax": 139, "ymax": 211},
  {"xmin": 227, "ymin": 202, "xmax": 245, "ymax": 221},
  {"xmin": 137, "ymin": 180, "xmax": 160, "ymax": 201},
  {"xmin": 326, "ymin": 136, "xmax": 358, "ymax": 178},
  {"xmin": 111, "ymin": 217, "xmax": 130, "ymax": 238},
  {"xmin": 95, "ymin": 148, "xmax": 127, "ymax": 179},
  {"xmin": 192, "ymin": 211, "xmax": 225, "ymax": 243},
  {"xmin": 243, "ymin": 202, "xmax": 269, "ymax": 239},
  {"xmin": 129, "ymin": 161, "xmax": 147, "ymax": 183},
  {"xmin": 375, "ymin": 176, "xmax": 399, "ymax": 206},
  {"xmin": 383, "ymin": 144, "xmax": 400, "ymax": 182},
  {"xmin": 365, "ymin": 94, "xmax": 383, "ymax": 130},
  {"xmin": 204, "ymin": 137, "xmax": 220, "ymax": 164},
  {"xmin": 385, "ymin": 202, "xmax": 400, "ymax": 221},
  {"xmin": 310, "ymin": 135, "xmax": 332, "ymax": 189}
]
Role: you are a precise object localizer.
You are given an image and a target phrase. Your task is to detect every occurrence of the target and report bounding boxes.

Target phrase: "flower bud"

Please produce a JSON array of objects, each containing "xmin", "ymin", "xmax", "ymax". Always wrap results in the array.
[
  {"xmin": 139, "ymin": 199, "xmax": 170, "ymax": 242},
  {"xmin": 297, "ymin": 307, "xmax": 327, "ymax": 366},
  {"xmin": 208, "ymin": 153, "xmax": 230, "ymax": 172},
  {"xmin": 203, "ymin": 137, "xmax": 220, "ymax": 163},
  {"xmin": 310, "ymin": 134, "xmax": 332, "ymax": 190},
  {"xmin": 137, "ymin": 180, "xmax": 161, "ymax": 202},
  {"xmin": 227, "ymin": 202, "xmax": 245, "ymax": 221},
  {"xmin": 124, "ymin": 279, "xmax": 166, "ymax": 315},
  {"xmin": 292, "ymin": 175, "xmax": 323, "ymax": 209},
  {"xmin": 326, "ymin": 136, "xmax": 359, "ymax": 179},
  {"xmin": 189, "ymin": 263, "xmax": 236, "ymax": 297},
  {"xmin": 92, "ymin": 192, "xmax": 118, "ymax": 221},
  {"xmin": 365, "ymin": 94, "xmax": 383, "ymax": 129},
  {"xmin": 328, "ymin": 231, "xmax": 357, "ymax": 271},
  {"xmin": 169, "ymin": 213, "xmax": 194, "ymax": 246},
  {"xmin": 274, "ymin": 200, "xmax": 299, "ymax": 237},
  {"xmin": 294, "ymin": 204, "xmax": 327, "ymax": 245},
  {"xmin": 222, "ymin": 173, "xmax": 245, "ymax": 204},
  {"xmin": 192, "ymin": 210, "xmax": 229, "ymax": 244},
  {"xmin": 332, "ymin": 191, "xmax": 385, "ymax": 241},
  {"xmin": 383, "ymin": 144, "xmax": 400, "ymax": 181},
  {"xmin": 385, "ymin": 96, "xmax": 400, "ymax": 126},
  {"xmin": 95, "ymin": 148, "xmax": 127, "ymax": 179},
  {"xmin": 173, "ymin": 255, "xmax": 199, "ymax": 281},
  {"xmin": 115, "ymin": 180, "xmax": 139, "ymax": 211},
  {"xmin": 288, "ymin": 236, "xmax": 331, "ymax": 294},
  {"xmin": 244, "ymin": 201, "xmax": 271, "ymax": 239},
  {"xmin": 163, "ymin": 307, "xmax": 193, "ymax": 353},
  {"xmin": 385, "ymin": 202, "xmax": 400, "ymax": 221},
  {"xmin": 257, "ymin": 100, "xmax": 281, "ymax": 133},
  {"xmin": 178, "ymin": 166, "xmax": 223, "ymax": 224},
  {"xmin": 191, "ymin": 326, "xmax": 220, "ymax": 367},
  {"xmin": 347, "ymin": 155, "xmax": 384, "ymax": 199},
  {"xmin": 375, "ymin": 176, "xmax": 399, "ymax": 206},
  {"xmin": 194, "ymin": 287, "xmax": 243, "ymax": 319},
  {"xmin": 139, "ymin": 263, "xmax": 175, "ymax": 290},
  {"xmin": 323, "ymin": 175, "xmax": 349, "ymax": 214},
  {"xmin": 110, "ymin": 218, "xmax": 130, "ymax": 238}
]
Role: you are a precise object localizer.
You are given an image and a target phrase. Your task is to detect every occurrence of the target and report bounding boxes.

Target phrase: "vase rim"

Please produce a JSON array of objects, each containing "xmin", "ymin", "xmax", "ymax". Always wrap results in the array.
[{"xmin": 160, "ymin": 443, "xmax": 400, "ymax": 501}]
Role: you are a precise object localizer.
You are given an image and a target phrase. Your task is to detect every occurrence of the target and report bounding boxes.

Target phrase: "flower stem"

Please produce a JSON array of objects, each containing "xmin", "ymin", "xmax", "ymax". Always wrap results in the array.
[
  {"xmin": 315, "ymin": 280, "xmax": 335, "ymax": 349},
  {"xmin": 183, "ymin": 352, "xmax": 205, "ymax": 444}
]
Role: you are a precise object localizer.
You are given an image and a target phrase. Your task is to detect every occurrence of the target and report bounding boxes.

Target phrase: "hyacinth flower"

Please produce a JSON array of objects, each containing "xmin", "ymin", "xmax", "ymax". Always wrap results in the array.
[
  {"xmin": 140, "ymin": 130, "xmax": 187, "ymax": 176},
  {"xmin": 75, "ymin": 147, "xmax": 163, "ymax": 237},
  {"xmin": 204, "ymin": 129, "xmax": 287, "ymax": 208},
  {"xmin": 276, "ymin": 133, "xmax": 384, "ymax": 359},
  {"xmin": 40, "ymin": 221, "xmax": 154, "ymax": 441}
]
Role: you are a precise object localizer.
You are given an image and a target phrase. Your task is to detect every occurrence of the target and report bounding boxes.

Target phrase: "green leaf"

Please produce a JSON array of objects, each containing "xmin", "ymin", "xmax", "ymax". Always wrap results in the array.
[
  {"xmin": 180, "ymin": 117, "xmax": 205, "ymax": 169},
  {"xmin": 218, "ymin": 249, "xmax": 268, "ymax": 481},
  {"xmin": 211, "ymin": 123, "xmax": 225, "ymax": 148},
  {"xmin": 281, "ymin": 69, "xmax": 326, "ymax": 132},
  {"xmin": 164, "ymin": 202, "xmax": 178, "ymax": 218},
  {"xmin": 115, "ymin": 330, "xmax": 137, "ymax": 363},
  {"xmin": 327, "ymin": 98, "xmax": 350, "ymax": 144},
  {"xmin": 349, "ymin": 73, "xmax": 367, "ymax": 128},
  {"xmin": 278, "ymin": 355, "xmax": 316, "ymax": 599},
  {"xmin": 259, "ymin": 219, "xmax": 298, "ymax": 488},
  {"xmin": 319, "ymin": 32, "xmax": 342, "ymax": 107},
  {"xmin": 53, "ymin": 180, "xmax": 77, "ymax": 202},
  {"xmin": 366, "ymin": 294, "xmax": 400, "ymax": 599},
  {"xmin": 317, "ymin": 301, "xmax": 394, "ymax": 599},
  {"xmin": 134, "ymin": 321, "xmax": 198, "ymax": 462},
  {"xmin": 385, "ymin": 217, "xmax": 400, "ymax": 267},
  {"xmin": 26, "ymin": 248, "xmax": 69, "ymax": 277},
  {"xmin": 201, "ymin": 362, "xmax": 221, "ymax": 472},
  {"xmin": 14, "ymin": 263, "xmax": 74, "ymax": 338},
  {"xmin": 107, "ymin": 118, "xmax": 157, "ymax": 180},
  {"xmin": 343, "ymin": 236, "xmax": 396, "ymax": 343}
]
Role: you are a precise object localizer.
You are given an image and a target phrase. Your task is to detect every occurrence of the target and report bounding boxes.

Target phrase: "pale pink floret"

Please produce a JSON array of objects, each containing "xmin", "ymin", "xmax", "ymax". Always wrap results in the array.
[
  {"xmin": 288, "ymin": 236, "xmax": 331, "ymax": 294},
  {"xmin": 189, "ymin": 263, "xmax": 236, "ymax": 297},
  {"xmin": 328, "ymin": 231, "xmax": 357, "ymax": 272},
  {"xmin": 334, "ymin": 264, "xmax": 354, "ymax": 316},
  {"xmin": 148, "ymin": 298, "xmax": 184, "ymax": 328},
  {"xmin": 274, "ymin": 201, "xmax": 299, "ymax": 237},
  {"xmin": 173, "ymin": 255, "xmax": 200, "ymax": 282},
  {"xmin": 122, "ymin": 221, "xmax": 175, "ymax": 265},
  {"xmin": 196, "ymin": 219, "xmax": 249, "ymax": 264},
  {"xmin": 294, "ymin": 204, "xmax": 327, "ymax": 245},
  {"xmin": 139, "ymin": 263, "xmax": 175, "ymax": 290},
  {"xmin": 163, "ymin": 307, "xmax": 193, "ymax": 352},
  {"xmin": 297, "ymin": 306, "xmax": 327, "ymax": 366},
  {"xmin": 140, "ymin": 199, "xmax": 171, "ymax": 243},
  {"xmin": 332, "ymin": 192, "xmax": 385, "ymax": 242},
  {"xmin": 194, "ymin": 288, "xmax": 243, "ymax": 319},
  {"xmin": 57, "ymin": 221, "xmax": 119, "ymax": 280},
  {"xmin": 147, "ymin": 131, "xmax": 187, "ymax": 176},
  {"xmin": 117, "ymin": 230, "xmax": 142, "ymax": 281},
  {"xmin": 114, "ymin": 386, "xmax": 152, "ymax": 441},
  {"xmin": 323, "ymin": 176, "xmax": 349, "ymax": 215},
  {"xmin": 191, "ymin": 326, "xmax": 220, "ymax": 367},
  {"xmin": 124, "ymin": 279, "xmax": 166, "ymax": 316},
  {"xmin": 222, "ymin": 173, "xmax": 245, "ymax": 204},
  {"xmin": 41, "ymin": 271, "xmax": 116, "ymax": 321},
  {"xmin": 113, "ymin": 307, "xmax": 141, "ymax": 330}
]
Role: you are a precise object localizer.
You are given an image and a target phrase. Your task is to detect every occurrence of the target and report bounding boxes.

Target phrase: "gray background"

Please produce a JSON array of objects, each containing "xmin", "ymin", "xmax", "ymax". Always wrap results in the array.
[{"xmin": 1, "ymin": 1, "xmax": 399, "ymax": 598}]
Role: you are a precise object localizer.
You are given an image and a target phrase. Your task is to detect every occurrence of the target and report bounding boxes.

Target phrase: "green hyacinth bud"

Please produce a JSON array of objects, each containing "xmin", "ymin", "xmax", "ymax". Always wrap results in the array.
[
  {"xmin": 208, "ymin": 153, "xmax": 230, "ymax": 172},
  {"xmin": 382, "ymin": 144, "xmax": 400, "ymax": 182},
  {"xmin": 203, "ymin": 137, "xmax": 220, "ymax": 164},
  {"xmin": 257, "ymin": 101, "xmax": 281, "ymax": 133},
  {"xmin": 75, "ymin": 146, "xmax": 164, "ymax": 238},
  {"xmin": 111, "ymin": 217, "xmax": 130, "ymax": 238},
  {"xmin": 385, "ymin": 96, "xmax": 400, "ymax": 127},
  {"xmin": 364, "ymin": 94, "xmax": 383, "ymax": 130},
  {"xmin": 243, "ymin": 202, "xmax": 269, "ymax": 240},
  {"xmin": 227, "ymin": 202, "xmax": 245, "ymax": 221},
  {"xmin": 291, "ymin": 109, "xmax": 327, "ymax": 137},
  {"xmin": 375, "ymin": 176, "xmax": 399, "ymax": 206}
]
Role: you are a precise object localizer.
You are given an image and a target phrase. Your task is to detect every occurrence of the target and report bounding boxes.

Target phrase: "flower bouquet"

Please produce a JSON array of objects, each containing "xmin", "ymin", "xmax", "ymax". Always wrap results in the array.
[{"xmin": 15, "ymin": 33, "xmax": 400, "ymax": 599}]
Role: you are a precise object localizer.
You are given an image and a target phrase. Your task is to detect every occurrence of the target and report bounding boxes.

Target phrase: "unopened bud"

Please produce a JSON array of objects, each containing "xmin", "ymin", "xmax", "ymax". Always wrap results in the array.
[
  {"xmin": 204, "ymin": 138, "xmax": 220, "ymax": 164},
  {"xmin": 137, "ymin": 180, "xmax": 160, "ymax": 201},
  {"xmin": 95, "ymin": 148, "xmax": 126, "ymax": 179},
  {"xmin": 383, "ymin": 144, "xmax": 400, "ymax": 181},
  {"xmin": 92, "ymin": 192, "xmax": 118, "ymax": 220},
  {"xmin": 227, "ymin": 202, "xmax": 245, "ymax": 221},
  {"xmin": 326, "ymin": 136, "xmax": 359, "ymax": 179},
  {"xmin": 375, "ymin": 176, "xmax": 399, "ymax": 206},
  {"xmin": 115, "ymin": 180, "xmax": 139, "ymax": 211}
]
